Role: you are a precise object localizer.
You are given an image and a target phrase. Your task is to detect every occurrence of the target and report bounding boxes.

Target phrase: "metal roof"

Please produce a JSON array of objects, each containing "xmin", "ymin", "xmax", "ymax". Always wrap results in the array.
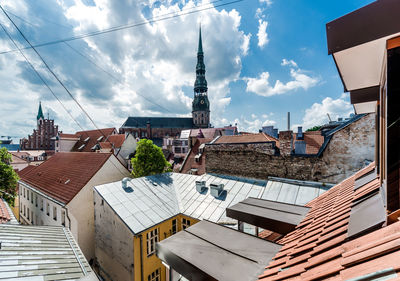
[
  {"xmin": 121, "ymin": 117, "xmax": 194, "ymax": 129},
  {"xmin": 226, "ymin": 198, "xmax": 310, "ymax": 235},
  {"xmin": 156, "ymin": 220, "xmax": 282, "ymax": 281},
  {"xmin": 94, "ymin": 173, "xmax": 330, "ymax": 235},
  {"xmin": 0, "ymin": 224, "xmax": 96, "ymax": 280}
]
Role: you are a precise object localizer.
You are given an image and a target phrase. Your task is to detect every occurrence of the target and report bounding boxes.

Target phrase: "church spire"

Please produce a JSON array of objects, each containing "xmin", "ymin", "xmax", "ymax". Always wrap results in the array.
[
  {"xmin": 37, "ymin": 101, "xmax": 44, "ymax": 120},
  {"xmin": 194, "ymin": 25, "xmax": 208, "ymax": 94}
]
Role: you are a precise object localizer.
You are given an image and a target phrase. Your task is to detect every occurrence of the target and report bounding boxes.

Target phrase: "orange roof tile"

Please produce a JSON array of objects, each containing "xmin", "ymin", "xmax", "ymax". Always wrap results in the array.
[
  {"xmin": 17, "ymin": 165, "xmax": 36, "ymax": 177},
  {"xmin": 0, "ymin": 200, "xmax": 10, "ymax": 224},
  {"xmin": 258, "ymin": 163, "xmax": 398, "ymax": 281},
  {"xmin": 19, "ymin": 152, "xmax": 112, "ymax": 204},
  {"xmin": 72, "ymin": 128, "xmax": 116, "ymax": 152},
  {"xmin": 105, "ymin": 134, "xmax": 126, "ymax": 148},
  {"xmin": 180, "ymin": 138, "xmax": 211, "ymax": 175}
]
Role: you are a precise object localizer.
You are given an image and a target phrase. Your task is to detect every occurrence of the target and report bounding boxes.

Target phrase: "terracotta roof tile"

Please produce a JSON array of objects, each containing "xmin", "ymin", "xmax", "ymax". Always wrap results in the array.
[
  {"xmin": 180, "ymin": 138, "xmax": 211, "ymax": 175},
  {"xmin": 0, "ymin": 200, "xmax": 10, "ymax": 224},
  {"xmin": 258, "ymin": 163, "xmax": 398, "ymax": 281},
  {"xmin": 17, "ymin": 165, "xmax": 36, "ymax": 177},
  {"xmin": 59, "ymin": 133, "xmax": 79, "ymax": 139},
  {"xmin": 19, "ymin": 152, "xmax": 112, "ymax": 204},
  {"xmin": 71, "ymin": 128, "xmax": 116, "ymax": 152},
  {"xmin": 105, "ymin": 134, "xmax": 126, "ymax": 148}
]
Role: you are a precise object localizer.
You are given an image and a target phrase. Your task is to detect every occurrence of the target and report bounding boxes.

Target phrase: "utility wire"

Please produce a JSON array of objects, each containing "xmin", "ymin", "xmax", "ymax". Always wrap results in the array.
[
  {"xmin": 0, "ymin": 0, "xmax": 243, "ymax": 56},
  {"xmin": 0, "ymin": 22, "xmax": 87, "ymax": 133},
  {"xmin": 0, "ymin": 5, "xmax": 109, "ymax": 140}
]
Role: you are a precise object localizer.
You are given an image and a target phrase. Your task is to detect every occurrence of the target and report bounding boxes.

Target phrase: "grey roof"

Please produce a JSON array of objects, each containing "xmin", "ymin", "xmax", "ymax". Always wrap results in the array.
[
  {"xmin": 94, "ymin": 173, "xmax": 331, "ymax": 235},
  {"xmin": 0, "ymin": 224, "xmax": 97, "ymax": 281},
  {"xmin": 121, "ymin": 117, "xmax": 194, "ymax": 129},
  {"xmin": 156, "ymin": 220, "xmax": 282, "ymax": 281}
]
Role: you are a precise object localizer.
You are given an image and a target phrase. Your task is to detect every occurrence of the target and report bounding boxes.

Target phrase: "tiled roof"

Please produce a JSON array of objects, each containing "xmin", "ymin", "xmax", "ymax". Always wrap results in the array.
[
  {"xmin": 59, "ymin": 133, "xmax": 79, "ymax": 139},
  {"xmin": 16, "ymin": 165, "xmax": 36, "ymax": 177},
  {"xmin": 72, "ymin": 128, "xmax": 116, "ymax": 152},
  {"xmin": 19, "ymin": 152, "xmax": 112, "ymax": 204},
  {"xmin": 0, "ymin": 224, "xmax": 97, "ymax": 280},
  {"xmin": 258, "ymin": 163, "xmax": 394, "ymax": 281},
  {"xmin": 180, "ymin": 138, "xmax": 211, "ymax": 175},
  {"xmin": 95, "ymin": 173, "xmax": 330, "ymax": 235},
  {"xmin": 121, "ymin": 117, "xmax": 194, "ymax": 129},
  {"xmin": 304, "ymin": 132, "xmax": 325, "ymax": 154},
  {"xmin": 0, "ymin": 199, "xmax": 10, "ymax": 224},
  {"xmin": 190, "ymin": 128, "xmax": 221, "ymax": 139},
  {"xmin": 105, "ymin": 134, "xmax": 126, "ymax": 148},
  {"xmin": 214, "ymin": 133, "xmax": 279, "ymax": 146},
  {"xmin": 10, "ymin": 153, "xmax": 28, "ymax": 165}
]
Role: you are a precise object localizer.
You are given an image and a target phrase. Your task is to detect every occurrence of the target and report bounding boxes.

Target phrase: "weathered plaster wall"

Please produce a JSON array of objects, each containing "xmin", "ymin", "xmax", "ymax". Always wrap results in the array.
[
  {"xmin": 319, "ymin": 113, "xmax": 375, "ymax": 183},
  {"xmin": 205, "ymin": 114, "xmax": 375, "ymax": 184},
  {"xmin": 94, "ymin": 191, "xmax": 134, "ymax": 281}
]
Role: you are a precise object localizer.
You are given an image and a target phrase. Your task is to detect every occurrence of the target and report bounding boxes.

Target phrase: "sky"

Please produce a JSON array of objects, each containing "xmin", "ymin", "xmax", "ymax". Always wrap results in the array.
[{"xmin": 0, "ymin": 0, "xmax": 376, "ymax": 141}]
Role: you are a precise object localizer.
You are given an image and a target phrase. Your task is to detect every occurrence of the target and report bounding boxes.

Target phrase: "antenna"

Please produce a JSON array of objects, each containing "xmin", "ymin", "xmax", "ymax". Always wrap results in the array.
[{"xmin": 327, "ymin": 113, "xmax": 332, "ymax": 122}]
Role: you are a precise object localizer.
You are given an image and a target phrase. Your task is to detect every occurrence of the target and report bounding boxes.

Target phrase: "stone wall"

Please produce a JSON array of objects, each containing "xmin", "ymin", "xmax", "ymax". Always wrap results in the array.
[{"xmin": 205, "ymin": 114, "xmax": 375, "ymax": 184}]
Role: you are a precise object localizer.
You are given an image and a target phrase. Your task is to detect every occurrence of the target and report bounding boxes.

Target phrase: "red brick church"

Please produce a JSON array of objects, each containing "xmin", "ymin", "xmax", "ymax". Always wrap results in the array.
[{"xmin": 20, "ymin": 102, "xmax": 59, "ymax": 150}]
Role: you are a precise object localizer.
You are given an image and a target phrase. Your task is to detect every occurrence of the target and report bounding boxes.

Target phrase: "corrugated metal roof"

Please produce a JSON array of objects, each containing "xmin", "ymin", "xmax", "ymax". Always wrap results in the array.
[
  {"xmin": 0, "ymin": 224, "xmax": 96, "ymax": 280},
  {"xmin": 94, "ymin": 173, "xmax": 330, "ymax": 234}
]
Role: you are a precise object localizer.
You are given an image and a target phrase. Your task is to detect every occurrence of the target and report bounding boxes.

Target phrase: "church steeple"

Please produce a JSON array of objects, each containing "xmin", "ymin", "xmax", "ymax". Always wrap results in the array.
[
  {"xmin": 194, "ymin": 26, "xmax": 208, "ymax": 94},
  {"xmin": 192, "ymin": 26, "xmax": 210, "ymax": 129},
  {"xmin": 37, "ymin": 102, "xmax": 44, "ymax": 120}
]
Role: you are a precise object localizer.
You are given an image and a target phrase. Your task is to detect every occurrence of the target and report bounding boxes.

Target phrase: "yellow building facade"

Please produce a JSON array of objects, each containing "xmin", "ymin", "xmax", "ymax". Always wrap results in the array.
[{"xmin": 133, "ymin": 214, "xmax": 198, "ymax": 281}]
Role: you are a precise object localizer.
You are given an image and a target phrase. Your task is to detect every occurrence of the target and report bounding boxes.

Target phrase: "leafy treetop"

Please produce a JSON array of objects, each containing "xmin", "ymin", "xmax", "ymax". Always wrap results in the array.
[
  {"xmin": 131, "ymin": 139, "xmax": 172, "ymax": 178},
  {"xmin": 0, "ymin": 148, "xmax": 19, "ymax": 206}
]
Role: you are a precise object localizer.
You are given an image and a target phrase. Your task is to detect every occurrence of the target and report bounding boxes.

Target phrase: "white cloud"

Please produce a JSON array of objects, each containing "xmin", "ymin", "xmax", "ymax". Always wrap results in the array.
[
  {"xmin": 281, "ymin": 59, "xmax": 298, "ymax": 68},
  {"xmin": 296, "ymin": 94, "xmax": 354, "ymax": 130},
  {"xmin": 214, "ymin": 115, "xmax": 276, "ymax": 133},
  {"xmin": 0, "ymin": 0, "xmax": 248, "ymax": 137},
  {"xmin": 259, "ymin": 0, "xmax": 273, "ymax": 6},
  {"xmin": 241, "ymin": 33, "xmax": 252, "ymax": 56},
  {"xmin": 245, "ymin": 61, "xmax": 319, "ymax": 97},
  {"xmin": 257, "ymin": 19, "xmax": 269, "ymax": 48}
]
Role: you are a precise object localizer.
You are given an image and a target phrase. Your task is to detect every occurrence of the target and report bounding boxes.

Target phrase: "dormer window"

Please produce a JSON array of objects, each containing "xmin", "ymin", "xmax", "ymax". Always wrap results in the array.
[
  {"xmin": 97, "ymin": 136, "xmax": 103, "ymax": 142},
  {"xmin": 78, "ymin": 144, "xmax": 85, "ymax": 151},
  {"xmin": 84, "ymin": 137, "xmax": 90, "ymax": 143}
]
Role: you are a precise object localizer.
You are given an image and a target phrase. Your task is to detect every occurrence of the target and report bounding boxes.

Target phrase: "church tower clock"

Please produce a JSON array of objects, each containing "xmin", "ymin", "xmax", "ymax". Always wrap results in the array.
[{"xmin": 192, "ymin": 26, "xmax": 210, "ymax": 128}]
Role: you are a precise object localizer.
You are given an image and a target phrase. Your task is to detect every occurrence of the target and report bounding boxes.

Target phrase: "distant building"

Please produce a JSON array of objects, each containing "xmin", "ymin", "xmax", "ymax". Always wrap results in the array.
[
  {"xmin": 20, "ymin": 102, "xmax": 59, "ymax": 150},
  {"xmin": 119, "ymin": 27, "xmax": 211, "ymax": 140},
  {"xmin": 206, "ymin": 114, "xmax": 375, "ymax": 183},
  {"xmin": 18, "ymin": 152, "xmax": 130, "ymax": 262},
  {"xmin": 93, "ymin": 173, "xmax": 330, "ymax": 281}
]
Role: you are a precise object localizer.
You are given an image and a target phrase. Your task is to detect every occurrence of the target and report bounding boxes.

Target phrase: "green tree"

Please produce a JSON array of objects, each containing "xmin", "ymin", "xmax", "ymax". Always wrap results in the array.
[
  {"xmin": 306, "ymin": 125, "xmax": 322, "ymax": 132},
  {"xmin": 0, "ymin": 148, "xmax": 19, "ymax": 205},
  {"xmin": 131, "ymin": 139, "xmax": 172, "ymax": 178}
]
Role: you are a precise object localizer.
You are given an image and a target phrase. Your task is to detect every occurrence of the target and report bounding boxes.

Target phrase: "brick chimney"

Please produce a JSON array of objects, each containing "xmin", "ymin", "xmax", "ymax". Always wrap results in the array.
[
  {"xmin": 146, "ymin": 121, "xmax": 151, "ymax": 139},
  {"xmin": 279, "ymin": 131, "xmax": 293, "ymax": 156}
]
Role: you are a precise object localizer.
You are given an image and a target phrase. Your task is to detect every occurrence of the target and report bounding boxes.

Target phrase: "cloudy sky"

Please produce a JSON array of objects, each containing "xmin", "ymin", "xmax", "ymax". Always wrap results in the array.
[{"xmin": 0, "ymin": 0, "xmax": 374, "ymax": 140}]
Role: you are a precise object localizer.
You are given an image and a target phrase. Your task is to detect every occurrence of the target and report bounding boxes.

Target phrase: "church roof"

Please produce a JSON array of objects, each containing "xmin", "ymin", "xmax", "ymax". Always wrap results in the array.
[
  {"xmin": 37, "ymin": 102, "xmax": 44, "ymax": 120},
  {"xmin": 121, "ymin": 117, "xmax": 195, "ymax": 129}
]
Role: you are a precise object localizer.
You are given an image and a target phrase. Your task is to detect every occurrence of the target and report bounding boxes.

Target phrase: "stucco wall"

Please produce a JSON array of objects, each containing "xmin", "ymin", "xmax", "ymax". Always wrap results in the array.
[
  {"xmin": 205, "ymin": 114, "xmax": 375, "ymax": 184},
  {"xmin": 68, "ymin": 155, "xmax": 131, "ymax": 261},
  {"xmin": 94, "ymin": 191, "xmax": 134, "ymax": 281}
]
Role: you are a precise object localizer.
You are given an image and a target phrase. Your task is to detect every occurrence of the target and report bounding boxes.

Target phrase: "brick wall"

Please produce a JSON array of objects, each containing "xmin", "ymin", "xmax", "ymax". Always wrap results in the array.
[{"xmin": 205, "ymin": 114, "xmax": 375, "ymax": 184}]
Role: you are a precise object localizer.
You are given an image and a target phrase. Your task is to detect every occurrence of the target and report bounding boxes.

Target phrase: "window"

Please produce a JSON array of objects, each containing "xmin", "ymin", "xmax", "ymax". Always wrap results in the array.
[
  {"xmin": 147, "ymin": 268, "xmax": 160, "ymax": 281},
  {"xmin": 53, "ymin": 206, "xmax": 57, "ymax": 221},
  {"xmin": 61, "ymin": 210, "xmax": 65, "ymax": 226},
  {"xmin": 182, "ymin": 218, "xmax": 191, "ymax": 230},
  {"xmin": 27, "ymin": 207, "xmax": 30, "ymax": 220},
  {"xmin": 40, "ymin": 198, "xmax": 43, "ymax": 211},
  {"xmin": 20, "ymin": 186, "xmax": 23, "ymax": 196},
  {"xmin": 31, "ymin": 210, "xmax": 34, "ymax": 223},
  {"xmin": 46, "ymin": 202, "xmax": 50, "ymax": 216},
  {"xmin": 172, "ymin": 219, "xmax": 177, "ymax": 234},
  {"xmin": 23, "ymin": 188, "xmax": 25, "ymax": 198},
  {"xmin": 31, "ymin": 192, "xmax": 34, "ymax": 204},
  {"xmin": 23, "ymin": 205, "xmax": 26, "ymax": 216},
  {"xmin": 35, "ymin": 194, "xmax": 38, "ymax": 207},
  {"xmin": 146, "ymin": 228, "xmax": 159, "ymax": 256},
  {"xmin": 27, "ymin": 190, "xmax": 29, "ymax": 201}
]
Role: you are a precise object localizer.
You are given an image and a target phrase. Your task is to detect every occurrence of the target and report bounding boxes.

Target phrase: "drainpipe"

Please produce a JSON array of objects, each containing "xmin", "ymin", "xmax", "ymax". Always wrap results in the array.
[
  {"xmin": 139, "ymin": 234, "xmax": 144, "ymax": 281},
  {"xmin": 65, "ymin": 206, "xmax": 71, "ymax": 231}
]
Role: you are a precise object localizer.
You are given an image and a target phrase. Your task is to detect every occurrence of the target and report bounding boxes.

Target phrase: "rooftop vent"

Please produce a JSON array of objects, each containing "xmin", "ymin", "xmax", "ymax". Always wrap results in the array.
[
  {"xmin": 196, "ymin": 181, "xmax": 206, "ymax": 193},
  {"xmin": 97, "ymin": 136, "xmax": 103, "ymax": 142},
  {"xmin": 122, "ymin": 177, "xmax": 132, "ymax": 189},
  {"xmin": 78, "ymin": 144, "xmax": 85, "ymax": 150},
  {"xmin": 84, "ymin": 137, "xmax": 90, "ymax": 143},
  {"xmin": 210, "ymin": 183, "xmax": 224, "ymax": 198}
]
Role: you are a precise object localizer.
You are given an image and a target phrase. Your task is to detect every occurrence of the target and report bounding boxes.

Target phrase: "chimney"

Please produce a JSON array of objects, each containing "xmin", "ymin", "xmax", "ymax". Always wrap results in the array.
[
  {"xmin": 196, "ymin": 181, "xmax": 206, "ymax": 193},
  {"xmin": 279, "ymin": 130, "xmax": 293, "ymax": 156},
  {"xmin": 210, "ymin": 183, "xmax": 224, "ymax": 198},
  {"xmin": 297, "ymin": 126, "xmax": 303, "ymax": 140},
  {"xmin": 146, "ymin": 121, "xmax": 151, "ymax": 139}
]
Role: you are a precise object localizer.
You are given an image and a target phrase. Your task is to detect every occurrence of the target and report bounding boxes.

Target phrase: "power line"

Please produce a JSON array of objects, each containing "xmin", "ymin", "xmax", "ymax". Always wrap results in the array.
[
  {"xmin": 0, "ymin": 5, "xmax": 110, "ymax": 140},
  {"xmin": 0, "ymin": 0, "xmax": 243, "ymax": 56},
  {"xmin": 0, "ymin": 22, "xmax": 87, "ymax": 133}
]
